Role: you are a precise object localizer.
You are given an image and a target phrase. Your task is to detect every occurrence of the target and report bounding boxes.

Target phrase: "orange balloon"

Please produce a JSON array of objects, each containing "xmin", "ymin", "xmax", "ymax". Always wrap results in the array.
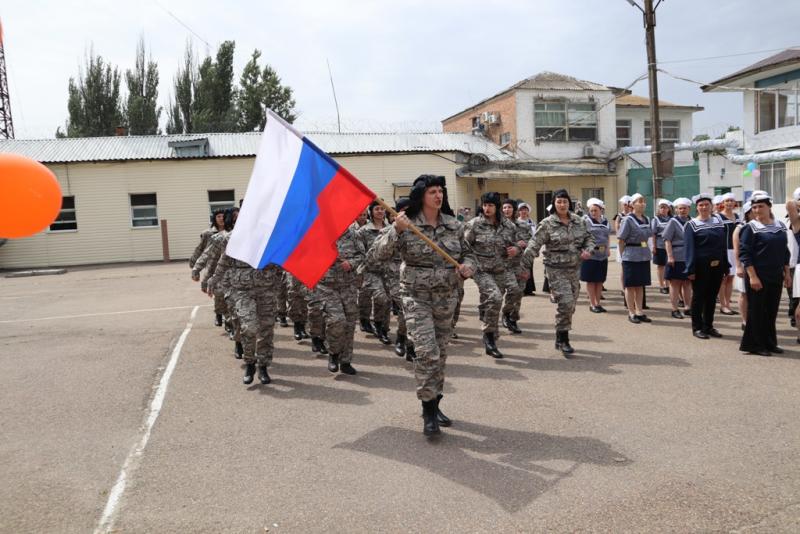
[{"xmin": 0, "ymin": 153, "xmax": 63, "ymax": 238}]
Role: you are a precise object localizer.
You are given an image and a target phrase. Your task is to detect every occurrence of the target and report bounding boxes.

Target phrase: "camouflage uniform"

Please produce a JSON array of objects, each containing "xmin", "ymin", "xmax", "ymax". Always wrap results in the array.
[
  {"xmin": 276, "ymin": 270, "xmax": 289, "ymax": 320},
  {"xmin": 369, "ymin": 212, "xmax": 476, "ymax": 401},
  {"xmin": 357, "ymin": 221, "xmax": 392, "ymax": 327},
  {"xmin": 286, "ymin": 272, "xmax": 308, "ymax": 324},
  {"xmin": 204, "ymin": 233, "xmax": 242, "ymax": 344},
  {"xmin": 210, "ymin": 255, "xmax": 281, "ymax": 366},
  {"xmin": 463, "ymin": 214, "xmax": 522, "ymax": 336},
  {"xmin": 192, "ymin": 230, "xmax": 228, "ymax": 311},
  {"xmin": 306, "ymin": 287, "xmax": 326, "ymax": 339},
  {"xmin": 501, "ymin": 219, "xmax": 533, "ymax": 321},
  {"xmin": 189, "ymin": 227, "xmax": 219, "ymax": 268},
  {"xmin": 315, "ymin": 227, "xmax": 365, "ymax": 363},
  {"xmin": 522, "ymin": 212, "xmax": 594, "ymax": 331},
  {"xmin": 385, "ymin": 244, "xmax": 406, "ymax": 337}
]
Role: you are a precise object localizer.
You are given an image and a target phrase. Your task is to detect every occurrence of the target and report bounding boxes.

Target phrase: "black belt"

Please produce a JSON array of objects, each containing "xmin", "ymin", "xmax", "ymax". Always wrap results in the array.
[
  {"xmin": 625, "ymin": 242, "xmax": 644, "ymax": 247},
  {"xmin": 405, "ymin": 264, "xmax": 455, "ymax": 270}
]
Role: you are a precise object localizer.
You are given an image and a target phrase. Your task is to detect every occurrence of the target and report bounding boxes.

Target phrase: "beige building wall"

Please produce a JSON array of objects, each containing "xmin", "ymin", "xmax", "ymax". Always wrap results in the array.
[{"xmin": 0, "ymin": 152, "xmax": 468, "ymax": 269}]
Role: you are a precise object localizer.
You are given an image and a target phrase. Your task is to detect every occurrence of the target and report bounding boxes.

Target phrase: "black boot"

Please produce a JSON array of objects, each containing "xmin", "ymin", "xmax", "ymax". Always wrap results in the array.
[
  {"xmin": 394, "ymin": 334, "xmax": 407, "ymax": 357},
  {"xmin": 482, "ymin": 333, "xmax": 504, "ymax": 359},
  {"xmin": 421, "ymin": 399, "xmax": 440, "ymax": 436},
  {"xmin": 293, "ymin": 322, "xmax": 304, "ymax": 341},
  {"xmin": 359, "ymin": 318, "xmax": 375, "ymax": 334},
  {"xmin": 557, "ymin": 331, "xmax": 575, "ymax": 357},
  {"xmin": 327, "ymin": 353, "xmax": 339, "ymax": 373},
  {"xmin": 435, "ymin": 394, "xmax": 452, "ymax": 427},
  {"xmin": 234, "ymin": 341, "xmax": 243, "ymax": 359},
  {"xmin": 506, "ymin": 317, "xmax": 522, "ymax": 334},
  {"xmin": 277, "ymin": 314, "xmax": 289, "ymax": 327},
  {"xmin": 311, "ymin": 336, "xmax": 328, "ymax": 354},
  {"xmin": 214, "ymin": 313, "xmax": 223, "ymax": 327},
  {"xmin": 375, "ymin": 322, "xmax": 391, "ymax": 345},
  {"xmin": 405, "ymin": 343, "xmax": 416, "ymax": 362},
  {"xmin": 257, "ymin": 365, "xmax": 271, "ymax": 384},
  {"xmin": 243, "ymin": 363, "xmax": 256, "ymax": 385},
  {"xmin": 340, "ymin": 362, "xmax": 357, "ymax": 375}
]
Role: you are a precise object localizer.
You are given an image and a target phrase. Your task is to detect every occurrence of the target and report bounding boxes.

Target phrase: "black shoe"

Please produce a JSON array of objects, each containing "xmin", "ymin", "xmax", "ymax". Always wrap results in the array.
[
  {"xmin": 769, "ymin": 346, "xmax": 784, "ymax": 354},
  {"xmin": 214, "ymin": 313, "xmax": 223, "ymax": 326},
  {"xmin": 340, "ymin": 362, "xmax": 357, "ymax": 375},
  {"xmin": 660, "ymin": 287, "xmax": 669, "ymax": 295},
  {"xmin": 590, "ymin": 305, "xmax": 602, "ymax": 313},
  {"xmin": 748, "ymin": 350, "xmax": 771, "ymax": 356},
  {"xmin": 359, "ymin": 318, "xmax": 375, "ymax": 335},
  {"xmin": 693, "ymin": 330, "xmax": 709, "ymax": 339},
  {"xmin": 234, "ymin": 341, "xmax": 243, "ymax": 359},
  {"xmin": 506, "ymin": 317, "xmax": 522, "ymax": 334},
  {"xmin": 278, "ymin": 315, "xmax": 289, "ymax": 327},
  {"xmin": 374, "ymin": 322, "xmax": 391, "ymax": 345},
  {"xmin": 451, "ymin": 331, "xmax": 459, "ymax": 339},
  {"xmin": 257, "ymin": 365, "xmax": 271, "ymax": 384},
  {"xmin": 243, "ymin": 363, "xmax": 256, "ymax": 384},
  {"xmin": 597, "ymin": 306, "xmax": 607, "ymax": 313},
  {"xmin": 678, "ymin": 299, "xmax": 685, "ymax": 308},
  {"xmin": 636, "ymin": 314, "xmax": 652, "ymax": 323},
  {"xmin": 311, "ymin": 336, "xmax": 328, "ymax": 354},
  {"xmin": 406, "ymin": 344, "xmax": 416, "ymax": 362},
  {"xmin": 706, "ymin": 328, "xmax": 722, "ymax": 338},
  {"xmin": 557, "ymin": 331, "xmax": 574, "ymax": 357},
  {"xmin": 684, "ymin": 309, "xmax": 691, "ymax": 316},
  {"xmin": 628, "ymin": 315, "xmax": 641, "ymax": 324},
  {"xmin": 327, "ymin": 353, "xmax": 339, "ymax": 373},
  {"xmin": 435, "ymin": 394, "xmax": 452, "ymax": 427},
  {"xmin": 671, "ymin": 310, "xmax": 684, "ymax": 319},
  {"xmin": 482, "ymin": 333, "xmax": 504, "ymax": 359},
  {"xmin": 421, "ymin": 399, "xmax": 440, "ymax": 436},
  {"xmin": 293, "ymin": 322, "xmax": 309, "ymax": 341},
  {"xmin": 394, "ymin": 334, "xmax": 407, "ymax": 357}
]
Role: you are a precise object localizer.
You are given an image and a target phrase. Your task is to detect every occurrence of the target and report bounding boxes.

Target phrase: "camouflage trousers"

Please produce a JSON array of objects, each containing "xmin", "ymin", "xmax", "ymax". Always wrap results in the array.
[
  {"xmin": 213, "ymin": 291, "xmax": 227, "ymax": 316},
  {"xmin": 474, "ymin": 270, "xmax": 520, "ymax": 335},
  {"xmin": 286, "ymin": 273, "xmax": 308, "ymax": 324},
  {"xmin": 546, "ymin": 265, "xmax": 580, "ymax": 332},
  {"xmin": 501, "ymin": 267, "xmax": 527, "ymax": 321},
  {"xmin": 315, "ymin": 282, "xmax": 358, "ymax": 363},
  {"xmin": 229, "ymin": 286, "xmax": 278, "ymax": 366},
  {"xmin": 403, "ymin": 288, "xmax": 457, "ymax": 402},
  {"xmin": 276, "ymin": 271, "xmax": 288, "ymax": 317},
  {"xmin": 385, "ymin": 271, "xmax": 406, "ymax": 336},
  {"xmin": 359, "ymin": 271, "xmax": 391, "ymax": 326},
  {"xmin": 452, "ymin": 282, "xmax": 465, "ymax": 328},
  {"xmin": 223, "ymin": 290, "xmax": 242, "ymax": 343},
  {"xmin": 306, "ymin": 288, "xmax": 326, "ymax": 339}
]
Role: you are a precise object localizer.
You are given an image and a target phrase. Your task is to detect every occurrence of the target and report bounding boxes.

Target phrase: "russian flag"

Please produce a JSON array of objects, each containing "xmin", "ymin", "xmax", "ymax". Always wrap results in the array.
[{"xmin": 226, "ymin": 110, "xmax": 375, "ymax": 288}]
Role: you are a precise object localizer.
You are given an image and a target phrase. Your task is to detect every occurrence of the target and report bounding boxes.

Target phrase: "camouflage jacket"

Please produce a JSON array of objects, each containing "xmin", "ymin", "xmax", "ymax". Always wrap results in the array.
[
  {"xmin": 522, "ymin": 212, "xmax": 594, "ymax": 269},
  {"xmin": 192, "ymin": 230, "xmax": 228, "ymax": 283},
  {"xmin": 189, "ymin": 227, "xmax": 219, "ymax": 268},
  {"xmin": 318, "ymin": 226, "xmax": 366, "ymax": 288},
  {"xmin": 508, "ymin": 218, "xmax": 533, "ymax": 270},
  {"xmin": 357, "ymin": 221, "xmax": 390, "ymax": 274},
  {"xmin": 463, "ymin": 214, "xmax": 520, "ymax": 273},
  {"xmin": 208, "ymin": 252, "xmax": 281, "ymax": 291},
  {"xmin": 369, "ymin": 212, "xmax": 477, "ymax": 293}
]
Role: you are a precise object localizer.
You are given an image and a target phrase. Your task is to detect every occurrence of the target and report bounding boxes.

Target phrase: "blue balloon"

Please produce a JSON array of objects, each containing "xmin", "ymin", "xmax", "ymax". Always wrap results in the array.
[{"xmin": 747, "ymin": 161, "xmax": 757, "ymax": 171}]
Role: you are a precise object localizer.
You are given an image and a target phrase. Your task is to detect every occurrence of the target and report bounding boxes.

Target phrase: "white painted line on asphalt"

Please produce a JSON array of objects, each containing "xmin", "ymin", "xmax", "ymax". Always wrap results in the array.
[
  {"xmin": 93, "ymin": 305, "xmax": 199, "ymax": 534},
  {"xmin": 0, "ymin": 304, "xmax": 210, "ymax": 324}
]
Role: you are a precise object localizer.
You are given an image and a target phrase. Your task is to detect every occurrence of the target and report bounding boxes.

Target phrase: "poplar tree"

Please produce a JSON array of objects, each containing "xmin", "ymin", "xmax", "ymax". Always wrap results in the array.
[
  {"xmin": 60, "ymin": 48, "xmax": 123, "ymax": 137},
  {"xmin": 124, "ymin": 37, "xmax": 161, "ymax": 135}
]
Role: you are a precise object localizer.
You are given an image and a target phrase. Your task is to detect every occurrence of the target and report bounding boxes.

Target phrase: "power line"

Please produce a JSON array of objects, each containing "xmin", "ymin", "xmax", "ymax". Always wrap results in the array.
[
  {"xmin": 658, "ymin": 68, "xmax": 783, "ymax": 92},
  {"xmin": 151, "ymin": 0, "xmax": 211, "ymax": 48},
  {"xmin": 658, "ymin": 46, "xmax": 800, "ymax": 66}
]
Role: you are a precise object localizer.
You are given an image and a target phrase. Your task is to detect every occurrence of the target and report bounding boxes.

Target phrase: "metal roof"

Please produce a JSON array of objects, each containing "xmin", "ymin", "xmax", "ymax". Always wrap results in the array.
[
  {"xmin": 615, "ymin": 94, "xmax": 703, "ymax": 112},
  {"xmin": 0, "ymin": 131, "xmax": 513, "ymax": 164},
  {"xmin": 703, "ymin": 48, "xmax": 800, "ymax": 91}
]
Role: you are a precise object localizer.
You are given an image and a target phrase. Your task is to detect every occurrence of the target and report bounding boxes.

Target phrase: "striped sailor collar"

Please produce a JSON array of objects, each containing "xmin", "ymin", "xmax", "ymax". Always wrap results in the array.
[
  {"xmin": 691, "ymin": 215, "xmax": 721, "ymax": 226},
  {"xmin": 749, "ymin": 219, "xmax": 785, "ymax": 231}
]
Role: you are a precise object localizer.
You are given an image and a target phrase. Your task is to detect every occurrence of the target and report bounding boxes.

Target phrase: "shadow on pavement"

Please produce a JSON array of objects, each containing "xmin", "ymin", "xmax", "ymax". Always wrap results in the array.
[
  {"xmin": 252, "ymin": 377, "xmax": 372, "ymax": 405},
  {"xmin": 495, "ymin": 349, "xmax": 689, "ymax": 375},
  {"xmin": 336, "ymin": 421, "xmax": 631, "ymax": 512}
]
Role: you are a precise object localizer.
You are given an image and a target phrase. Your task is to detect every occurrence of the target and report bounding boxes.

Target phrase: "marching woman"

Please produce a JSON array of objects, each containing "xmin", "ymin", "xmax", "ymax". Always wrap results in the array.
[
  {"xmin": 732, "ymin": 201, "xmax": 753, "ymax": 331},
  {"xmin": 717, "ymin": 192, "xmax": 740, "ymax": 316},
  {"xmin": 518, "ymin": 202, "xmax": 537, "ymax": 295},
  {"xmin": 522, "ymin": 189, "xmax": 594, "ymax": 356},
  {"xmin": 617, "ymin": 193, "xmax": 653, "ymax": 323},
  {"xmin": 651, "ymin": 199, "xmax": 673, "ymax": 294},
  {"xmin": 580, "ymin": 198, "xmax": 610, "ymax": 313},
  {"xmin": 739, "ymin": 192, "xmax": 791, "ymax": 356},
  {"xmin": 662, "ymin": 198, "xmax": 693, "ymax": 318},
  {"xmin": 684, "ymin": 193, "xmax": 728, "ymax": 339},
  {"xmin": 357, "ymin": 201, "xmax": 392, "ymax": 345},
  {"xmin": 501, "ymin": 198, "xmax": 531, "ymax": 334},
  {"xmin": 369, "ymin": 175, "xmax": 476, "ymax": 437},
  {"xmin": 189, "ymin": 208, "xmax": 225, "ymax": 269}
]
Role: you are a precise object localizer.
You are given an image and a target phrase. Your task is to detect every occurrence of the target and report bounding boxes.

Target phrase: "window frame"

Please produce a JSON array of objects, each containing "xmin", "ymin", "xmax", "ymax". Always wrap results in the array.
[
  {"xmin": 644, "ymin": 119, "xmax": 681, "ymax": 146},
  {"xmin": 616, "ymin": 119, "xmax": 632, "ymax": 148},
  {"xmin": 757, "ymin": 162, "xmax": 786, "ymax": 200},
  {"xmin": 130, "ymin": 193, "xmax": 159, "ymax": 229},
  {"xmin": 581, "ymin": 188, "xmax": 605, "ymax": 206},
  {"xmin": 48, "ymin": 195, "xmax": 78, "ymax": 233},
  {"xmin": 207, "ymin": 189, "xmax": 236, "ymax": 215},
  {"xmin": 755, "ymin": 83, "xmax": 800, "ymax": 133},
  {"xmin": 534, "ymin": 99, "xmax": 597, "ymax": 143}
]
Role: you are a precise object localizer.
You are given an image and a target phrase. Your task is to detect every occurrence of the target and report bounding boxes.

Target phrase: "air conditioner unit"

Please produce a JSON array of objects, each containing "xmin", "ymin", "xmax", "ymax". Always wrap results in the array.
[
  {"xmin": 481, "ymin": 112, "xmax": 500, "ymax": 125},
  {"xmin": 583, "ymin": 144, "xmax": 594, "ymax": 158},
  {"xmin": 481, "ymin": 112, "xmax": 491, "ymax": 123}
]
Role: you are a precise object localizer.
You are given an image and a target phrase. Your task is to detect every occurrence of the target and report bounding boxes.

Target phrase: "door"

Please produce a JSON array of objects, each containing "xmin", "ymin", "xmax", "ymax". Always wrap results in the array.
[{"xmin": 535, "ymin": 191, "xmax": 553, "ymax": 222}]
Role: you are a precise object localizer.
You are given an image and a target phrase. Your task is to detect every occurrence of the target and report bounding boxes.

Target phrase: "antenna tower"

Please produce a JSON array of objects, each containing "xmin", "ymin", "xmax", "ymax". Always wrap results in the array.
[{"xmin": 0, "ymin": 18, "xmax": 14, "ymax": 139}]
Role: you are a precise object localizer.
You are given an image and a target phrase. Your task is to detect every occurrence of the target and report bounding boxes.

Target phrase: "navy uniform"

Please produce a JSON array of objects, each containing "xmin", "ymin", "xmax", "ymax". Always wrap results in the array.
[
  {"xmin": 618, "ymin": 213, "xmax": 653, "ymax": 288},
  {"xmin": 651, "ymin": 200, "xmax": 672, "ymax": 293},
  {"xmin": 580, "ymin": 214, "xmax": 610, "ymax": 284},
  {"xmin": 684, "ymin": 193, "xmax": 728, "ymax": 338}
]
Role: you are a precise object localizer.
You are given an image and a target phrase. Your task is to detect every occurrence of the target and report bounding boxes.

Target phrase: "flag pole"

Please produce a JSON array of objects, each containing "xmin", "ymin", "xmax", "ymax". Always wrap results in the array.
[{"xmin": 374, "ymin": 197, "xmax": 461, "ymax": 269}]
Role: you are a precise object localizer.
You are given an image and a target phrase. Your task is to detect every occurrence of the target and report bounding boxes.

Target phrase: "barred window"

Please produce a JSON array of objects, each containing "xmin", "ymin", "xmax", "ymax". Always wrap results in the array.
[
  {"xmin": 49, "ymin": 196, "xmax": 77, "ymax": 232},
  {"xmin": 130, "ymin": 193, "xmax": 159, "ymax": 227},
  {"xmin": 534, "ymin": 100, "xmax": 597, "ymax": 142}
]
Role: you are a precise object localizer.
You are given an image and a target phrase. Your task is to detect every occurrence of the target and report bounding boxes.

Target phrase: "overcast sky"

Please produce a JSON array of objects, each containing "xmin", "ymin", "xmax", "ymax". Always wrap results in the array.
[{"xmin": 3, "ymin": 0, "xmax": 799, "ymax": 139}]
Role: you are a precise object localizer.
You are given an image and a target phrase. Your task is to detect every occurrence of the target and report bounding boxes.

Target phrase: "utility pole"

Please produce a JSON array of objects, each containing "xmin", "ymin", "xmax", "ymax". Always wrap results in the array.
[{"xmin": 0, "ymin": 17, "xmax": 14, "ymax": 139}]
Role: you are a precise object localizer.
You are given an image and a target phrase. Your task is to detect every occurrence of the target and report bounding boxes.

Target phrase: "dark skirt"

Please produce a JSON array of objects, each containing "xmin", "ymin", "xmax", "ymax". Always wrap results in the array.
[
  {"xmin": 653, "ymin": 248, "xmax": 668, "ymax": 266},
  {"xmin": 665, "ymin": 261, "xmax": 688, "ymax": 280},
  {"xmin": 580, "ymin": 259, "xmax": 608, "ymax": 283},
  {"xmin": 622, "ymin": 261, "xmax": 651, "ymax": 288}
]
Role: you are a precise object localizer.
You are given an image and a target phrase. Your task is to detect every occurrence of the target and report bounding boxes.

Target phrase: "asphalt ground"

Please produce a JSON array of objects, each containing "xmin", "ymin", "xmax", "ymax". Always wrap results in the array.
[{"xmin": 2, "ymin": 261, "xmax": 800, "ymax": 533}]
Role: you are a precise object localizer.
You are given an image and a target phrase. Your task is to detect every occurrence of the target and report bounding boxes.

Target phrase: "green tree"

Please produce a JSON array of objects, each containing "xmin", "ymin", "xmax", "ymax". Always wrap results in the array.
[
  {"xmin": 193, "ymin": 40, "xmax": 238, "ymax": 132},
  {"xmin": 237, "ymin": 49, "xmax": 297, "ymax": 131},
  {"xmin": 124, "ymin": 37, "xmax": 161, "ymax": 135},
  {"xmin": 166, "ymin": 43, "xmax": 195, "ymax": 134},
  {"xmin": 62, "ymin": 48, "xmax": 123, "ymax": 137}
]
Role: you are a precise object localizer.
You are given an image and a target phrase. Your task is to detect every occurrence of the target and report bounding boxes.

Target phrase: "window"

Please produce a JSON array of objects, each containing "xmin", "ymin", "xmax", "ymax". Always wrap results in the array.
[
  {"xmin": 534, "ymin": 100, "xmax": 597, "ymax": 142},
  {"xmin": 616, "ymin": 119, "xmax": 631, "ymax": 148},
  {"xmin": 644, "ymin": 120, "xmax": 680, "ymax": 146},
  {"xmin": 757, "ymin": 162, "xmax": 786, "ymax": 200},
  {"xmin": 499, "ymin": 132, "xmax": 511, "ymax": 145},
  {"xmin": 49, "ymin": 196, "xmax": 77, "ymax": 232},
  {"xmin": 208, "ymin": 190, "xmax": 236, "ymax": 214},
  {"xmin": 756, "ymin": 84, "xmax": 799, "ymax": 132},
  {"xmin": 130, "ymin": 193, "xmax": 159, "ymax": 227},
  {"xmin": 581, "ymin": 188, "xmax": 605, "ymax": 206}
]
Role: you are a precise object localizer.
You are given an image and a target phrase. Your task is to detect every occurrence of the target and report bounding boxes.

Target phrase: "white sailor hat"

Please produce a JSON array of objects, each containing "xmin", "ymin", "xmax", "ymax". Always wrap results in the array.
[
  {"xmin": 752, "ymin": 190, "xmax": 768, "ymax": 197},
  {"xmin": 586, "ymin": 197, "xmax": 605, "ymax": 209},
  {"xmin": 742, "ymin": 201, "xmax": 752, "ymax": 214},
  {"xmin": 721, "ymin": 192, "xmax": 736, "ymax": 202},
  {"xmin": 629, "ymin": 193, "xmax": 645, "ymax": 203},
  {"xmin": 693, "ymin": 192, "xmax": 714, "ymax": 204},
  {"xmin": 673, "ymin": 197, "xmax": 692, "ymax": 207},
  {"xmin": 793, "ymin": 187, "xmax": 800, "ymax": 202},
  {"xmin": 712, "ymin": 195, "xmax": 724, "ymax": 205},
  {"xmin": 750, "ymin": 191, "xmax": 772, "ymax": 205},
  {"xmin": 518, "ymin": 202, "xmax": 532, "ymax": 211},
  {"xmin": 657, "ymin": 198, "xmax": 672, "ymax": 207},
  {"xmin": 619, "ymin": 195, "xmax": 632, "ymax": 205}
]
